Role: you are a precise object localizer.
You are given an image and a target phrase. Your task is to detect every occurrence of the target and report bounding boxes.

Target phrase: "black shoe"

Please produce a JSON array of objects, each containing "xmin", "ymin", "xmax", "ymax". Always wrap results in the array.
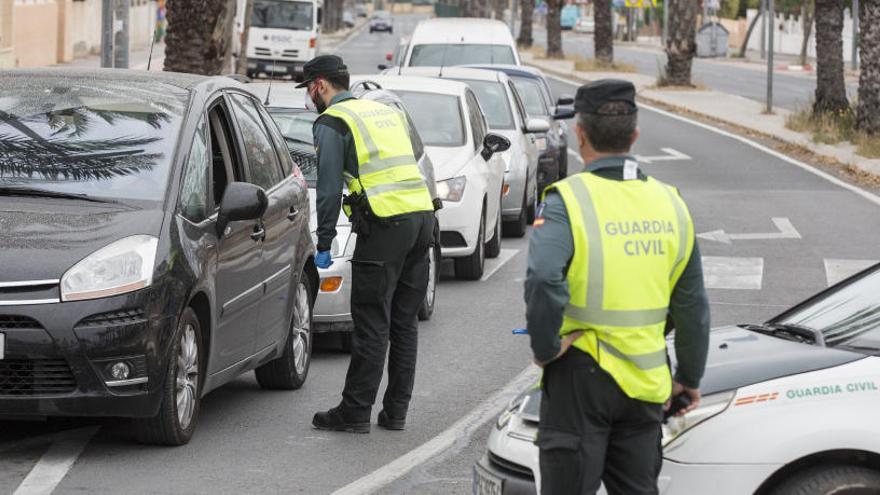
[
  {"xmin": 377, "ymin": 410, "xmax": 406, "ymax": 431},
  {"xmin": 312, "ymin": 407, "xmax": 370, "ymax": 434}
]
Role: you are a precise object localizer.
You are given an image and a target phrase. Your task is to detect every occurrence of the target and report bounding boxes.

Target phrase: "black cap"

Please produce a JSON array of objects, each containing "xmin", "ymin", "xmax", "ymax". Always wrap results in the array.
[
  {"xmin": 295, "ymin": 55, "xmax": 349, "ymax": 88},
  {"xmin": 574, "ymin": 79, "xmax": 638, "ymax": 115}
]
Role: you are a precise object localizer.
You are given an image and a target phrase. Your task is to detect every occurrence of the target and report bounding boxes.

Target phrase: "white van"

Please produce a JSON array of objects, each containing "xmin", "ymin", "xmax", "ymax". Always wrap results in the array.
[
  {"xmin": 401, "ymin": 18, "xmax": 520, "ymax": 68},
  {"xmin": 236, "ymin": 0, "xmax": 322, "ymax": 80}
]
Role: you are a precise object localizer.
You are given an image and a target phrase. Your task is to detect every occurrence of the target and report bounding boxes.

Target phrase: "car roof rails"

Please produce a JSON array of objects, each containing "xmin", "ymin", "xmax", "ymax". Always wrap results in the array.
[
  {"xmin": 351, "ymin": 80, "xmax": 383, "ymax": 92},
  {"xmin": 225, "ymin": 74, "xmax": 252, "ymax": 84}
]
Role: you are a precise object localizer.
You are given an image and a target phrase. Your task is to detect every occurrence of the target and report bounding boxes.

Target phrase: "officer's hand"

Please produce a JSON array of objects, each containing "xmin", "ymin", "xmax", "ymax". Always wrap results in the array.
[
  {"xmin": 666, "ymin": 382, "xmax": 701, "ymax": 417},
  {"xmin": 534, "ymin": 331, "xmax": 584, "ymax": 368},
  {"xmin": 315, "ymin": 250, "xmax": 333, "ymax": 269}
]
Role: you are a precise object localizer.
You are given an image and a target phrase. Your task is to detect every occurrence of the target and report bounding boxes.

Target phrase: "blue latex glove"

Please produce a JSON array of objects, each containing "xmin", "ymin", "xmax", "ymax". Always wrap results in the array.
[
  {"xmin": 512, "ymin": 328, "xmax": 529, "ymax": 335},
  {"xmin": 315, "ymin": 250, "xmax": 333, "ymax": 269}
]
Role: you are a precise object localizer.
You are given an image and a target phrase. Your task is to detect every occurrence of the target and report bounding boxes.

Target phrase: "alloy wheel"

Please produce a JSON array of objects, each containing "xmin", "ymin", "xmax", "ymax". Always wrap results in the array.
[
  {"xmin": 176, "ymin": 325, "xmax": 199, "ymax": 430},
  {"xmin": 291, "ymin": 282, "xmax": 311, "ymax": 375}
]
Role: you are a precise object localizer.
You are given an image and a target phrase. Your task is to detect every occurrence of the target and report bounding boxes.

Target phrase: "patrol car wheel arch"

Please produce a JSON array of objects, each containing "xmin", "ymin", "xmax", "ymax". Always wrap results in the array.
[{"xmin": 758, "ymin": 454, "xmax": 880, "ymax": 495}]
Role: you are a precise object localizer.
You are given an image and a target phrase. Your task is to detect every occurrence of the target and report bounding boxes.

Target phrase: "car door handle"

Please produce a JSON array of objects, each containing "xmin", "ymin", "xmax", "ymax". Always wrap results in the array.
[
  {"xmin": 250, "ymin": 225, "xmax": 266, "ymax": 241},
  {"xmin": 287, "ymin": 206, "xmax": 298, "ymax": 221}
]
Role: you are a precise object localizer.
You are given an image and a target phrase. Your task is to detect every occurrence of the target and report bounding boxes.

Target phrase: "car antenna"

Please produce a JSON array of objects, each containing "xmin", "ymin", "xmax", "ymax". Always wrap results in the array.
[
  {"xmin": 439, "ymin": 38, "xmax": 451, "ymax": 78},
  {"xmin": 146, "ymin": 25, "xmax": 159, "ymax": 71},
  {"xmin": 264, "ymin": 63, "xmax": 275, "ymax": 106}
]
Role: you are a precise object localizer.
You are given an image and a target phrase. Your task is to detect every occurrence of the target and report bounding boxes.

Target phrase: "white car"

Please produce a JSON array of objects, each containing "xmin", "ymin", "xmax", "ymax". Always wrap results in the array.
[
  {"xmin": 401, "ymin": 17, "xmax": 520, "ymax": 68},
  {"xmin": 399, "ymin": 67, "xmax": 549, "ymax": 237},
  {"xmin": 575, "ymin": 16, "xmax": 595, "ymax": 33},
  {"xmin": 350, "ymin": 74, "xmax": 509, "ymax": 280},
  {"xmin": 476, "ymin": 263, "xmax": 880, "ymax": 494}
]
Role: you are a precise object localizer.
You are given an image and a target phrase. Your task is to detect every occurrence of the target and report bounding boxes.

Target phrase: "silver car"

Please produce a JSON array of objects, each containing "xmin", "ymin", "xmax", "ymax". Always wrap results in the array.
[{"xmin": 247, "ymin": 82, "xmax": 440, "ymax": 350}]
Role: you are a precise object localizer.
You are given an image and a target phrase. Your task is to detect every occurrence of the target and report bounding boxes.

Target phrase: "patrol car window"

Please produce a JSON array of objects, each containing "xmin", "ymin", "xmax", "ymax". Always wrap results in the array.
[
  {"xmin": 408, "ymin": 44, "xmax": 517, "ymax": 67},
  {"xmin": 465, "ymin": 91, "xmax": 486, "ymax": 151},
  {"xmin": 228, "ymin": 93, "xmax": 284, "ymax": 190},
  {"xmin": 179, "ymin": 115, "xmax": 210, "ymax": 222},
  {"xmin": 252, "ymin": 0, "xmax": 314, "ymax": 31},
  {"xmin": 512, "ymin": 78, "xmax": 550, "ymax": 117},
  {"xmin": 776, "ymin": 265, "xmax": 880, "ymax": 350},
  {"xmin": 455, "ymin": 79, "xmax": 515, "ymax": 130},
  {"xmin": 393, "ymin": 91, "xmax": 465, "ymax": 148}
]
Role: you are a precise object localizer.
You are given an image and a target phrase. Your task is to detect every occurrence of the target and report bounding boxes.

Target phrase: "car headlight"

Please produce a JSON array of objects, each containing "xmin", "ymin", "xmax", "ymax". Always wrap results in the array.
[
  {"xmin": 436, "ymin": 176, "xmax": 467, "ymax": 202},
  {"xmin": 662, "ymin": 390, "xmax": 735, "ymax": 446},
  {"xmin": 60, "ymin": 235, "xmax": 159, "ymax": 302},
  {"xmin": 310, "ymin": 225, "xmax": 352, "ymax": 259},
  {"xmin": 535, "ymin": 136, "xmax": 547, "ymax": 152}
]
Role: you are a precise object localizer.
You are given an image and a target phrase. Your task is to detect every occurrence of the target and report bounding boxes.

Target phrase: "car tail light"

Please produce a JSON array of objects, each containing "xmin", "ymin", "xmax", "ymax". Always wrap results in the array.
[
  {"xmin": 320, "ymin": 276, "xmax": 343, "ymax": 293},
  {"xmin": 309, "ymin": 38, "xmax": 316, "ymax": 49}
]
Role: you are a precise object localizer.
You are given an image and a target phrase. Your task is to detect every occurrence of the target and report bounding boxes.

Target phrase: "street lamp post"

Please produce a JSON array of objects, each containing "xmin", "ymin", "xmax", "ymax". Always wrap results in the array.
[
  {"xmin": 759, "ymin": 0, "xmax": 766, "ymax": 59},
  {"xmin": 766, "ymin": 0, "xmax": 774, "ymax": 112},
  {"xmin": 101, "ymin": 0, "xmax": 113, "ymax": 68}
]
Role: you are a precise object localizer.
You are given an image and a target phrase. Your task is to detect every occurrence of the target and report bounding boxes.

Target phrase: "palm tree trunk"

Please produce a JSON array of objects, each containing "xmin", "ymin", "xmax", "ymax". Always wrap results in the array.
[
  {"xmin": 517, "ymin": 0, "xmax": 535, "ymax": 48},
  {"xmin": 813, "ymin": 0, "xmax": 849, "ymax": 115},
  {"xmin": 798, "ymin": 0, "xmax": 814, "ymax": 67},
  {"xmin": 857, "ymin": 0, "xmax": 880, "ymax": 134},
  {"xmin": 545, "ymin": 0, "xmax": 564, "ymax": 58},
  {"xmin": 236, "ymin": 0, "xmax": 254, "ymax": 75},
  {"xmin": 594, "ymin": 0, "xmax": 613, "ymax": 64},
  {"xmin": 664, "ymin": 0, "xmax": 699, "ymax": 86},
  {"xmin": 164, "ymin": 0, "xmax": 236, "ymax": 75}
]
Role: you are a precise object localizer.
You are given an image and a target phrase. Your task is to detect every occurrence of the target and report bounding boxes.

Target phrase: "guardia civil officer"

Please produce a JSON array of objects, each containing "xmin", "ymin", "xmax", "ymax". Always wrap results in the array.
[
  {"xmin": 302, "ymin": 55, "xmax": 435, "ymax": 433},
  {"xmin": 525, "ymin": 80, "xmax": 711, "ymax": 494}
]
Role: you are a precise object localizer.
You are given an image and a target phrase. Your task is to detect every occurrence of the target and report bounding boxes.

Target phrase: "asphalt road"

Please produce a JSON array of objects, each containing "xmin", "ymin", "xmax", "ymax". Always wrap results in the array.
[{"xmin": 3, "ymin": 13, "xmax": 880, "ymax": 495}]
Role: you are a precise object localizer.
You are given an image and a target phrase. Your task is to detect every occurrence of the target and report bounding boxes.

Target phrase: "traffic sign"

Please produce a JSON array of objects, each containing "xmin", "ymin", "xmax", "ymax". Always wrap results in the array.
[{"xmin": 623, "ymin": 0, "xmax": 657, "ymax": 7}]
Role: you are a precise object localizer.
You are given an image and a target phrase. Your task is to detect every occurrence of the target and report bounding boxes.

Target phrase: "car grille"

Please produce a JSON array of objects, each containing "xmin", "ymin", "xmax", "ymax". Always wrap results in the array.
[
  {"xmin": 488, "ymin": 451, "xmax": 534, "ymax": 479},
  {"xmin": 289, "ymin": 147, "xmax": 317, "ymax": 172},
  {"xmin": 75, "ymin": 308, "xmax": 146, "ymax": 329},
  {"xmin": 254, "ymin": 47, "xmax": 272, "ymax": 57},
  {"xmin": 282, "ymin": 49, "xmax": 299, "ymax": 59},
  {"xmin": 0, "ymin": 315, "xmax": 42, "ymax": 330},
  {"xmin": 0, "ymin": 358, "xmax": 76, "ymax": 396}
]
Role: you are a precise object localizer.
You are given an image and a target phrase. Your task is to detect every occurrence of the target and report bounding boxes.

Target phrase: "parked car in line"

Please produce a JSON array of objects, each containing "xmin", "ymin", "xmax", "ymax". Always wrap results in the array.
[
  {"xmin": 369, "ymin": 10, "xmax": 393, "ymax": 33},
  {"xmin": 246, "ymin": 82, "xmax": 442, "ymax": 350},
  {"xmin": 575, "ymin": 16, "xmax": 596, "ymax": 34},
  {"xmin": 379, "ymin": 35, "xmax": 410, "ymax": 72},
  {"xmin": 467, "ymin": 64, "xmax": 576, "ymax": 191},
  {"xmin": 350, "ymin": 75, "xmax": 510, "ymax": 280},
  {"xmin": 355, "ymin": 4, "xmax": 368, "ymax": 17},
  {"xmin": 476, "ymin": 263, "xmax": 880, "ymax": 494},
  {"xmin": 400, "ymin": 67, "xmax": 548, "ymax": 237},
  {"xmin": 343, "ymin": 11, "xmax": 356, "ymax": 28},
  {"xmin": 0, "ymin": 68, "xmax": 317, "ymax": 445},
  {"xmin": 402, "ymin": 17, "xmax": 520, "ymax": 68},
  {"xmin": 560, "ymin": 5, "xmax": 579, "ymax": 30}
]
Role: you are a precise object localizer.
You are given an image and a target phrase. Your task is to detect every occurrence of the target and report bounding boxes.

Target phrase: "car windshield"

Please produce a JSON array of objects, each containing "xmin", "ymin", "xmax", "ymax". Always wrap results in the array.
[
  {"xmin": 454, "ymin": 79, "xmax": 514, "ymax": 130},
  {"xmin": 409, "ymin": 44, "xmax": 517, "ymax": 67},
  {"xmin": 774, "ymin": 265, "xmax": 880, "ymax": 351},
  {"xmin": 266, "ymin": 109, "xmax": 318, "ymax": 181},
  {"xmin": 512, "ymin": 77, "xmax": 549, "ymax": 116},
  {"xmin": 393, "ymin": 90, "xmax": 465, "ymax": 147},
  {"xmin": 252, "ymin": 0, "xmax": 314, "ymax": 31},
  {"xmin": 0, "ymin": 77, "xmax": 185, "ymax": 202}
]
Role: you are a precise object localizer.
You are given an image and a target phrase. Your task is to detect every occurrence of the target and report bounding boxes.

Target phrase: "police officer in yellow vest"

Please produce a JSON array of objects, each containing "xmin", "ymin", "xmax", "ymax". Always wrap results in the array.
[
  {"xmin": 301, "ymin": 56, "xmax": 435, "ymax": 433},
  {"xmin": 525, "ymin": 80, "xmax": 710, "ymax": 494}
]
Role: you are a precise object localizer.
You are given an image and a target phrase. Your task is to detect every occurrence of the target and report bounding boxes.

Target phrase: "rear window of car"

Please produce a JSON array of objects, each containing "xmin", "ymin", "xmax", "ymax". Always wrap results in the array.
[
  {"xmin": 454, "ymin": 79, "xmax": 514, "ymax": 130},
  {"xmin": 512, "ymin": 77, "xmax": 550, "ymax": 117},
  {"xmin": 408, "ymin": 44, "xmax": 517, "ymax": 67},
  {"xmin": 393, "ymin": 90, "xmax": 465, "ymax": 147},
  {"xmin": 0, "ymin": 77, "xmax": 186, "ymax": 202}
]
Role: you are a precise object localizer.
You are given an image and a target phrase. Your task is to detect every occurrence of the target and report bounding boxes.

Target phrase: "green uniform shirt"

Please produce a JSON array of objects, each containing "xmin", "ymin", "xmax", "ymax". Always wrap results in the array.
[{"xmin": 525, "ymin": 155, "xmax": 711, "ymax": 389}]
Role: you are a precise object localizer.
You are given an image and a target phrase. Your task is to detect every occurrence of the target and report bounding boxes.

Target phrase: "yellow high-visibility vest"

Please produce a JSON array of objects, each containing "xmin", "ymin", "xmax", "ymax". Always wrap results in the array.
[
  {"xmin": 323, "ymin": 99, "xmax": 433, "ymax": 217},
  {"xmin": 547, "ymin": 171, "xmax": 695, "ymax": 403}
]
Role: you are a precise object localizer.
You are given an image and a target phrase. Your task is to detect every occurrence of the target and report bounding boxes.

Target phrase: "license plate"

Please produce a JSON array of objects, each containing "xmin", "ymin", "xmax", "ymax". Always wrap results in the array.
[
  {"xmin": 473, "ymin": 464, "xmax": 503, "ymax": 495},
  {"xmin": 0, "ymin": 333, "xmax": 5, "ymax": 360}
]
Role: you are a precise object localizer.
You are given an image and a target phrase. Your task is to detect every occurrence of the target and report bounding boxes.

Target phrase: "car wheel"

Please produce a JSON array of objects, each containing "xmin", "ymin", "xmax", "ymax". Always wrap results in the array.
[
  {"xmin": 255, "ymin": 273, "xmax": 313, "ymax": 390},
  {"xmin": 454, "ymin": 206, "xmax": 485, "ymax": 280},
  {"xmin": 419, "ymin": 243, "xmax": 440, "ymax": 321},
  {"xmin": 771, "ymin": 465, "xmax": 880, "ymax": 495},
  {"xmin": 133, "ymin": 308, "xmax": 202, "ymax": 446},
  {"xmin": 503, "ymin": 189, "xmax": 528, "ymax": 238},
  {"xmin": 527, "ymin": 179, "xmax": 538, "ymax": 225},
  {"xmin": 485, "ymin": 199, "xmax": 502, "ymax": 258}
]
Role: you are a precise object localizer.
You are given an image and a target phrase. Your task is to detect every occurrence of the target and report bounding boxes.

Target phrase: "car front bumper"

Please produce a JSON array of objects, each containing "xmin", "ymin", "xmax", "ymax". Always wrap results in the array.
[
  {"xmin": 370, "ymin": 24, "xmax": 393, "ymax": 31},
  {"xmin": 247, "ymin": 58, "xmax": 306, "ymax": 76},
  {"xmin": 0, "ymin": 289, "xmax": 174, "ymax": 418},
  {"xmin": 313, "ymin": 256, "xmax": 354, "ymax": 333},
  {"xmin": 658, "ymin": 459, "xmax": 778, "ymax": 495},
  {"xmin": 474, "ymin": 453, "xmax": 536, "ymax": 495}
]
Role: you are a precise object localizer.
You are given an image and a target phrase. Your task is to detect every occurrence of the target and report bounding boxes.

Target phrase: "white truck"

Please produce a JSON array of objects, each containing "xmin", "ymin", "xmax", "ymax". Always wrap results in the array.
[{"xmin": 235, "ymin": 0, "xmax": 322, "ymax": 80}]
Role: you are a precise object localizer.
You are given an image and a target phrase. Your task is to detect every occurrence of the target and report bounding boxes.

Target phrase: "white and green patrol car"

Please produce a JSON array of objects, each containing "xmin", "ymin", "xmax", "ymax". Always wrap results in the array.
[{"xmin": 475, "ymin": 263, "xmax": 880, "ymax": 495}]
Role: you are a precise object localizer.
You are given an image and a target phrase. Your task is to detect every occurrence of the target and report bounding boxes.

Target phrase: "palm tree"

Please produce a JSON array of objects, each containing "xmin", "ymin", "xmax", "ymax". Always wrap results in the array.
[
  {"xmin": 517, "ymin": 0, "xmax": 536, "ymax": 48},
  {"xmin": 594, "ymin": 0, "xmax": 613, "ymax": 65},
  {"xmin": 164, "ymin": 0, "xmax": 236, "ymax": 75},
  {"xmin": 813, "ymin": 0, "xmax": 849, "ymax": 115},
  {"xmin": 664, "ymin": 0, "xmax": 699, "ymax": 86},
  {"xmin": 545, "ymin": 0, "xmax": 564, "ymax": 58},
  {"xmin": 857, "ymin": 1, "xmax": 880, "ymax": 135}
]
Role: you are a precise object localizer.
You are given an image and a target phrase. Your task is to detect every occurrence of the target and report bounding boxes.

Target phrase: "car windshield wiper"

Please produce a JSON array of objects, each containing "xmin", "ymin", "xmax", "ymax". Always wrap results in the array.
[
  {"xmin": 742, "ymin": 323, "xmax": 826, "ymax": 346},
  {"xmin": 0, "ymin": 186, "xmax": 112, "ymax": 204}
]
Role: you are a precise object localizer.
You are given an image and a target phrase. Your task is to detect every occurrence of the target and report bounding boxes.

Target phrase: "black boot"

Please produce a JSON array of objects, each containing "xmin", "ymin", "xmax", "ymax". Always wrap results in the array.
[
  {"xmin": 312, "ymin": 406, "xmax": 370, "ymax": 434},
  {"xmin": 377, "ymin": 410, "xmax": 406, "ymax": 431}
]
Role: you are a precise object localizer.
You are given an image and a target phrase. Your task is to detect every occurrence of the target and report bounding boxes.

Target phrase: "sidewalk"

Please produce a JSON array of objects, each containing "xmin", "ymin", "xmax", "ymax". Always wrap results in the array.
[
  {"xmin": 57, "ymin": 42, "xmax": 165, "ymax": 71},
  {"xmin": 521, "ymin": 51, "xmax": 880, "ymax": 178}
]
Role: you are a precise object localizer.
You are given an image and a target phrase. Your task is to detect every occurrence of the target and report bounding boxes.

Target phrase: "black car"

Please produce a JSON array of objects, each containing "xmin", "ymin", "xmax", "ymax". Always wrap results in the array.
[
  {"xmin": 467, "ymin": 65, "xmax": 575, "ymax": 191},
  {"xmin": 0, "ymin": 69, "xmax": 317, "ymax": 445}
]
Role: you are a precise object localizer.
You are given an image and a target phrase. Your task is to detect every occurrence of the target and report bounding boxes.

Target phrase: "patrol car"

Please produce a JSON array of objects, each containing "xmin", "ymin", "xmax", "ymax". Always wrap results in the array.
[{"xmin": 475, "ymin": 263, "xmax": 880, "ymax": 494}]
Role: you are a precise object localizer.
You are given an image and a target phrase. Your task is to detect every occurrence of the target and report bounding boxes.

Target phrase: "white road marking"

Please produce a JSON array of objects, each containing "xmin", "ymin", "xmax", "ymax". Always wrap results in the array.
[
  {"xmin": 481, "ymin": 248, "xmax": 520, "ymax": 282},
  {"xmin": 702, "ymin": 256, "xmax": 764, "ymax": 290},
  {"xmin": 331, "ymin": 364, "xmax": 541, "ymax": 495},
  {"xmin": 824, "ymin": 259, "xmax": 878, "ymax": 286},
  {"xmin": 546, "ymin": 73, "xmax": 880, "ymax": 209},
  {"xmin": 698, "ymin": 217, "xmax": 801, "ymax": 244},
  {"xmin": 13, "ymin": 426, "xmax": 99, "ymax": 495},
  {"xmin": 635, "ymin": 147, "xmax": 692, "ymax": 163}
]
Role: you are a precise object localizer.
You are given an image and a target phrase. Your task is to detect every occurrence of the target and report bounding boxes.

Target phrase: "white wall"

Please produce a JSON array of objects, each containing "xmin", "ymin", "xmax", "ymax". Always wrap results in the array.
[{"xmin": 746, "ymin": 8, "xmax": 858, "ymax": 63}]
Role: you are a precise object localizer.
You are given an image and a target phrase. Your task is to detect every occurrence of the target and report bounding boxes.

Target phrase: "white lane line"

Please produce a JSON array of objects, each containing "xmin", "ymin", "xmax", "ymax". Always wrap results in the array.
[
  {"xmin": 13, "ymin": 426, "xmax": 99, "ymax": 495},
  {"xmin": 824, "ymin": 259, "xmax": 878, "ymax": 286},
  {"xmin": 546, "ymin": 73, "xmax": 880, "ymax": 208},
  {"xmin": 331, "ymin": 364, "xmax": 541, "ymax": 495},
  {"xmin": 702, "ymin": 256, "xmax": 764, "ymax": 290},
  {"xmin": 481, "ymin": 248, "xmax": 520, "ymax": 282},
  {"xmin": 635, "ymin": 147, "xmax": 692, "ymax": 163}
]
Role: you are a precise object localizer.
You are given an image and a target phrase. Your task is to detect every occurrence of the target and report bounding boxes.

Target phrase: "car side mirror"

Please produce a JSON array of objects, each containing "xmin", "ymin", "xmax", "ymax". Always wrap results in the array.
[
  {"xmin": 553, "ymin": 105, "xmax": 576, "ymax": 120},
  {"xmin": 216, "ymin": 182, "xmax": 268, "ymax": 236},
  {"xmin": 525, "ymin": 117, "xmax": 551, "ymax": 133},
  {"xmin": 481, "ymin": 133, "xmax": 511, "ymax": 161},
  {"xmin": 557, "ymin": 95, "xmax": 574, "ymax": 106},
  {"xmin": 317, "ymin": 7, "xmax": 323, "ymax": 25},
  {"xmin": 378, "ymin": 64, "xmax": 389, "ymax": 71}
]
